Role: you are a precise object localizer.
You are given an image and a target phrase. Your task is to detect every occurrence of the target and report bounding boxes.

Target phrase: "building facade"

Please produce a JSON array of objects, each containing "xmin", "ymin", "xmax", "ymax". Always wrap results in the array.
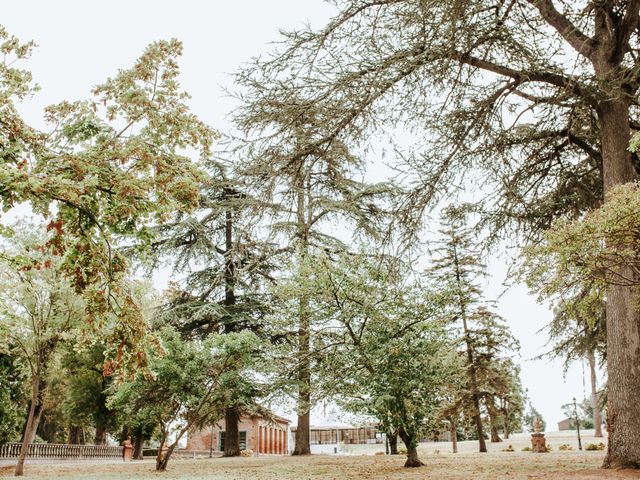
[
  {"xmin": 187, "ymin": 414, "xmax": 291, "ymax": 455},
  {"xmin": 290, "ymin": 425, "xmax": 382, "ymax": 445}
]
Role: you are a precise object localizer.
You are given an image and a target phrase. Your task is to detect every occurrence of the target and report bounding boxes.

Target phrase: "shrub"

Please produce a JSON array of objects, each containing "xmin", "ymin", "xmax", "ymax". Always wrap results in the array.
[
  {"xmin": 558, "ymin": 443, "xmax": 574, "ymax": 451},
  {"xmin": 240, "ymin": 449, "xmax": 254, "ymax": 457},
  {"xmin": 585, "ymin": 443, "xmax": 605, "ymax": 451},
  {"xmin": 502, "ymin": 445, "xmax": 515, "ymax": 452},
  {"xmin": 397, "ymin": 446, "xmax": 408, "ymax": 455},
  {"xmin": 521, "ymin": 446, "xmax": 532, "ymax": 452}
]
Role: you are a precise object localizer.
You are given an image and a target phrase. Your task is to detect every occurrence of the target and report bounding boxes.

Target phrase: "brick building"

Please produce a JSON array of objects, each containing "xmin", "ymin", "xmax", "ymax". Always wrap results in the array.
[{"xmin": 187, "ymin": 414, "xmax": 291, "ymax": 455}]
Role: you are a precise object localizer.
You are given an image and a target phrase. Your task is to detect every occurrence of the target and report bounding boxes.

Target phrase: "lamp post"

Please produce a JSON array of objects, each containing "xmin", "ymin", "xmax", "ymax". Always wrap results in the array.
[{"xmin": 573, "ymin": 397, "xmax": 583, "ymax": 451}]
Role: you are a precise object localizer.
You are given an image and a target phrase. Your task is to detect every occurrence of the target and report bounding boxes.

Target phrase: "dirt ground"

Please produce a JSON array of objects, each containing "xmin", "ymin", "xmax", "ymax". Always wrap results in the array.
[{"xmin": 2, "ymin": 431, "xmax": 639, "ymax": 479}]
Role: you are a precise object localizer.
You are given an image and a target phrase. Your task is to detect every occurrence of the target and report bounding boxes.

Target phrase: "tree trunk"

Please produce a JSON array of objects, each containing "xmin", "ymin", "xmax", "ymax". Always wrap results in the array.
[
  {"xmin": 155, "ymin": 443, "xmax": 177, "ymax": 472},
  {"xmin": 503, "ymin": 416, "xmax": 510, "ymax": 440},
  {"xmin": 388, "ymin": 432, "xmax": 398, "ymax": 454},
  {"xmin": 133, "ymin": 435, "xmax": 144, "ymax": 460},
  {"xmin": 292, "ymin": 177, "xmax": 312, "ymax": 457},
  {"xmin": 94, "ymin": 425, "xmax": 107, "ymax": 445},
  {"xmin": 452, "ymin": 243, "xmax": 487, "ymax": 453},
  {"xmin": 450, "ymin": 421, "xmax": 458, "ymax": 454},
  {"xmin": 223, "ymin": 405, "xmax": 242, "ymax": 456},
  {"xmin": 587, "ymin": 350, "xmax": 603, "ymax": 438},
  {"xmin": 68, "ymin": 425, "xmax": 82, "ymax": 445},
  {"xmin": 292, "ymin": 406, "xmax": 311, "ymax": 455},
  {"xmin": 490, "ymin": 425, "xmax": 502, "ymax": 443},
  {"xmin": 597, "ymin": 94, "xmax": 640, "ymax": 468},
  {"xmin": 15, "ymin": 376, "xmax": 46, "ymax": 476},
  {"xmin": 398, "ymin": 428, "xmax": 423, "ymax": 468}
]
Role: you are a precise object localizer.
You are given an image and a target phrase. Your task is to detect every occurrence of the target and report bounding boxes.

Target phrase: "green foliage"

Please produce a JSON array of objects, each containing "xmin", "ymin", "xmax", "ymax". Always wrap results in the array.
[
  {"xmin": 0, "ymin": 222, "xmax": 86, "ymax": 380},
  {"xmin": 523, "ymin": 183, "xmax": 640, "ymax": 294},
  {"xmin": 0, "ymin": 27, "xmax": 218, "ymax": 376},
  {"xmin": 0, "ymin": 353, "xmax": 27, "ymax": 443},
  {"xmin": 108, "ymin": 326, "xmax": 261, "ymax": 468}
]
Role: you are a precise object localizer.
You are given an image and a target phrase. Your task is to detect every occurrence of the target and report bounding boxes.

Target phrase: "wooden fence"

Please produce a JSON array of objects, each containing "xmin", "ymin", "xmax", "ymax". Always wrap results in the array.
[{"xmin": 0, "ymin": 443, "xmax": 122, "ymax": 459}]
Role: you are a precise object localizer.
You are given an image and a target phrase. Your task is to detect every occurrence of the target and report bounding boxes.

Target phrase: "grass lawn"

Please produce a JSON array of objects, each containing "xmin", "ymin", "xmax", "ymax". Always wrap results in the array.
[{"xmin": 1, "ymin": 432, "xmax": 638, "ymax": 479}]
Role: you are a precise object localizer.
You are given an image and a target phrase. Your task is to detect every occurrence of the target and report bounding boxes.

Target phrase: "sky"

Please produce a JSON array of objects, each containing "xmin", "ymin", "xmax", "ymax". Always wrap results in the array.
[{"xmin": 1, "ymin": 0, "xmax": 601, "ymax": 431}]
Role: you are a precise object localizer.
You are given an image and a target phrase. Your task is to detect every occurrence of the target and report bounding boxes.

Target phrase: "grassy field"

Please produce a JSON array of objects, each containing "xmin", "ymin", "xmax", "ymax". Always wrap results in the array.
[{"xmin": 2, "ymin": 431, "xmax": 638, "ymax": 479}]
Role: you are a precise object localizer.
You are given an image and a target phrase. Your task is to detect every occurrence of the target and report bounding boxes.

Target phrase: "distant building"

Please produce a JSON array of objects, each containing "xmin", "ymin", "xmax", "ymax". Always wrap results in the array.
[
  {"xmin": 290, "ymin": 424, "xmax": 383, "ymax": 446},
  {"xmin": 557, "ymin": 418, "xmax": 572, "ymax": 431},
  {"xmin": 187, "ymin": 413, "xmax": 291, "ymax": 455}
]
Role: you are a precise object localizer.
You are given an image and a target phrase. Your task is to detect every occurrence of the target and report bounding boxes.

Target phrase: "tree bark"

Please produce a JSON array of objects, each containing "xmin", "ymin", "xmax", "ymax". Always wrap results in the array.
[
  {"xmin": 597, "ymin": 93, "xmax": 640, "ymax": 468},
  {"xmin": 450, "ymin": 421, "xmax": 458, "ymax": 454},
  {"xmin": 398, "ymin": 428, "xmax": 423, "ymax": 468},
  {"xmin": 452, "ymin": 243, "xmax": 487, "ymax": 453},
  {"xmin": 68, "ymin": 425, "xmax": 82, "ymax": 445},
  {"xmin": 490, "ymin": 425, "xmax": 502, "ymax": 443},
  {"xmin": 15, "ymin": 375, "xmax": 46, "ymax": 476},
  {"xmin": 587, "ymin": 350, "xmax": 603, "ymax": 438},
  {"xmin": 133, "ymin": 435, "xmax": 144, "ymax": 460},
  {"xmin": 94, "ymin": 425, "xmax": 107, "ymax": 445},
  {"xmin": 223, "ymin": 406, "xmax": 242, "ymax": 456},
  {"xmin": 292, "ymin": 180, "xmax": 312, "ymax": 456},
  {"xmin": 503, "ymin": 415, "xmax": 510, "ymax": 440},
  {"xmin": 388, "ymin": 432, "xmax": 399, "ymax": 454},
  {"xmin": 155, "ymin": 443, "xmax": 177, "ymax": 472}
]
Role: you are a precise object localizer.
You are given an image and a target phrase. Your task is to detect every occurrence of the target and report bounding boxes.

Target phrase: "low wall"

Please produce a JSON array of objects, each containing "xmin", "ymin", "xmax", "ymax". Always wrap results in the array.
[{"xmin": 0, "ymin": 443, "xmax": 122, "ymax": 460}]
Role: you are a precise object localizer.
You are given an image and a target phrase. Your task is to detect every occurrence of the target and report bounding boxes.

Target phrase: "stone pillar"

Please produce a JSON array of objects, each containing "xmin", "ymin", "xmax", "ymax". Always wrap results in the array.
[
  {"xmin": 122, "ymin": 437, "xmax": 133, "ymax": 462},
  {"xmin": 530, "ymin": 418, "xmax": 547, "ymax": 453}
]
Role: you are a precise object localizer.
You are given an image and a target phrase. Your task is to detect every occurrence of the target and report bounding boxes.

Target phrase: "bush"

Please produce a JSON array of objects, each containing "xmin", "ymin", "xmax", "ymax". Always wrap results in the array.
[
  {"xmin": 240, "ymin": 449, "xmax": 254, "ymax": 457},
  {"xmin": 397, "ymin": 446, "xmax": 408, "ymax": 455},
  {"xmin": 585, "ymin": 443, "xmax": 605, "ymax": 451},
  {"xmin": 502, "ymin": 445, "xmax": 515, "ymax": 452},
  {"xmin": 558, "ymin": 443, "xmax": 574, "ymax": 451},
  {"xmin": 521, "ymin": 446, "xmax": 532, "ymax": 452}
]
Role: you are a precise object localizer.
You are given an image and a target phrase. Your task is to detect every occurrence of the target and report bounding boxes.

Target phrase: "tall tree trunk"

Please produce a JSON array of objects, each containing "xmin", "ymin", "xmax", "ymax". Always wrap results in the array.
[
  {"xmin": 94, "ymin": 425, "xmax": 107, "ymax": 445},
  {"xmin": 292, "ymin": 346, "xmax": 311, "ymax": 456},
  {"xmin": 488, "ymin": 403, "xmax": 502, "ymax": 443},
  {"xmin": 587, "ymin": 350, "xmax": 603, "ymax": 438},
  {"xmin": 221, "ymin": 199, "xmax": 242, "ymax": 457},
  {"xmin": 388, "ymin": 431, "xmax": 399, "ymax": 455},
  {"xmin": 452, "ymin": 244, "xmax": 487, "ymax": 453},
  {"xmin": 449, "ymin": 420, "xmax": 458, "ymax": 454},
  {"xmin": 292, "ymin": 180, "xmax": 312, "ymax": 456},
  {"xmin": 292, "ymin": 296, "xmax": 311, "ymax": 455},
  {"xmin": 597, "ymin": 94, "xmax": 640, "ymax": 468},
  {"xmin": 398, "ymin": 428, "xmax": 423, "ymax": 468},
  {"xmin": 68, "ymin": 425, "xmax": 82, "ymax": 445},
  {"xmin": 133, "ymin": 435, "xmax": 144, "ymax": 460},
  {"xmin": 502, "ymin": 405, "xmax": 510, "ymax": 440},
  {"xmin": 223, "ymin": 406, "xmax": 242, "ymax": 456},
  {"xmin": 15, "ymin": 375, "xmax": 46, "ymax": 476}
]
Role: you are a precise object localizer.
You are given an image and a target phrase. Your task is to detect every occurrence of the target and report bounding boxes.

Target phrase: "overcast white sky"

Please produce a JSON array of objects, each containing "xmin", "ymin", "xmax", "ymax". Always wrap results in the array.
[{"xmin": 2, "ymin": 0, "xmax": 601, "ymax": 431}]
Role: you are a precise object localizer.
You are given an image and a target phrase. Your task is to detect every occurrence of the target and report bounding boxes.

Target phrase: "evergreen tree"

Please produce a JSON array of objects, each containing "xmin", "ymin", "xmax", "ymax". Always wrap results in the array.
[
  {"xmin": 429, "ymin": 206, "xmax": 522, "ymax": 451},
  {"xmin": 235, "ymin": 1, "xmax": 640, "ymax": 467},
  {"xmin": 234, "ymin": 100, "xmax": 395, "ymax": 454},
  {"xmin": 148, "ymin": 161, "xmax": 274, "ymax": 457}
]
